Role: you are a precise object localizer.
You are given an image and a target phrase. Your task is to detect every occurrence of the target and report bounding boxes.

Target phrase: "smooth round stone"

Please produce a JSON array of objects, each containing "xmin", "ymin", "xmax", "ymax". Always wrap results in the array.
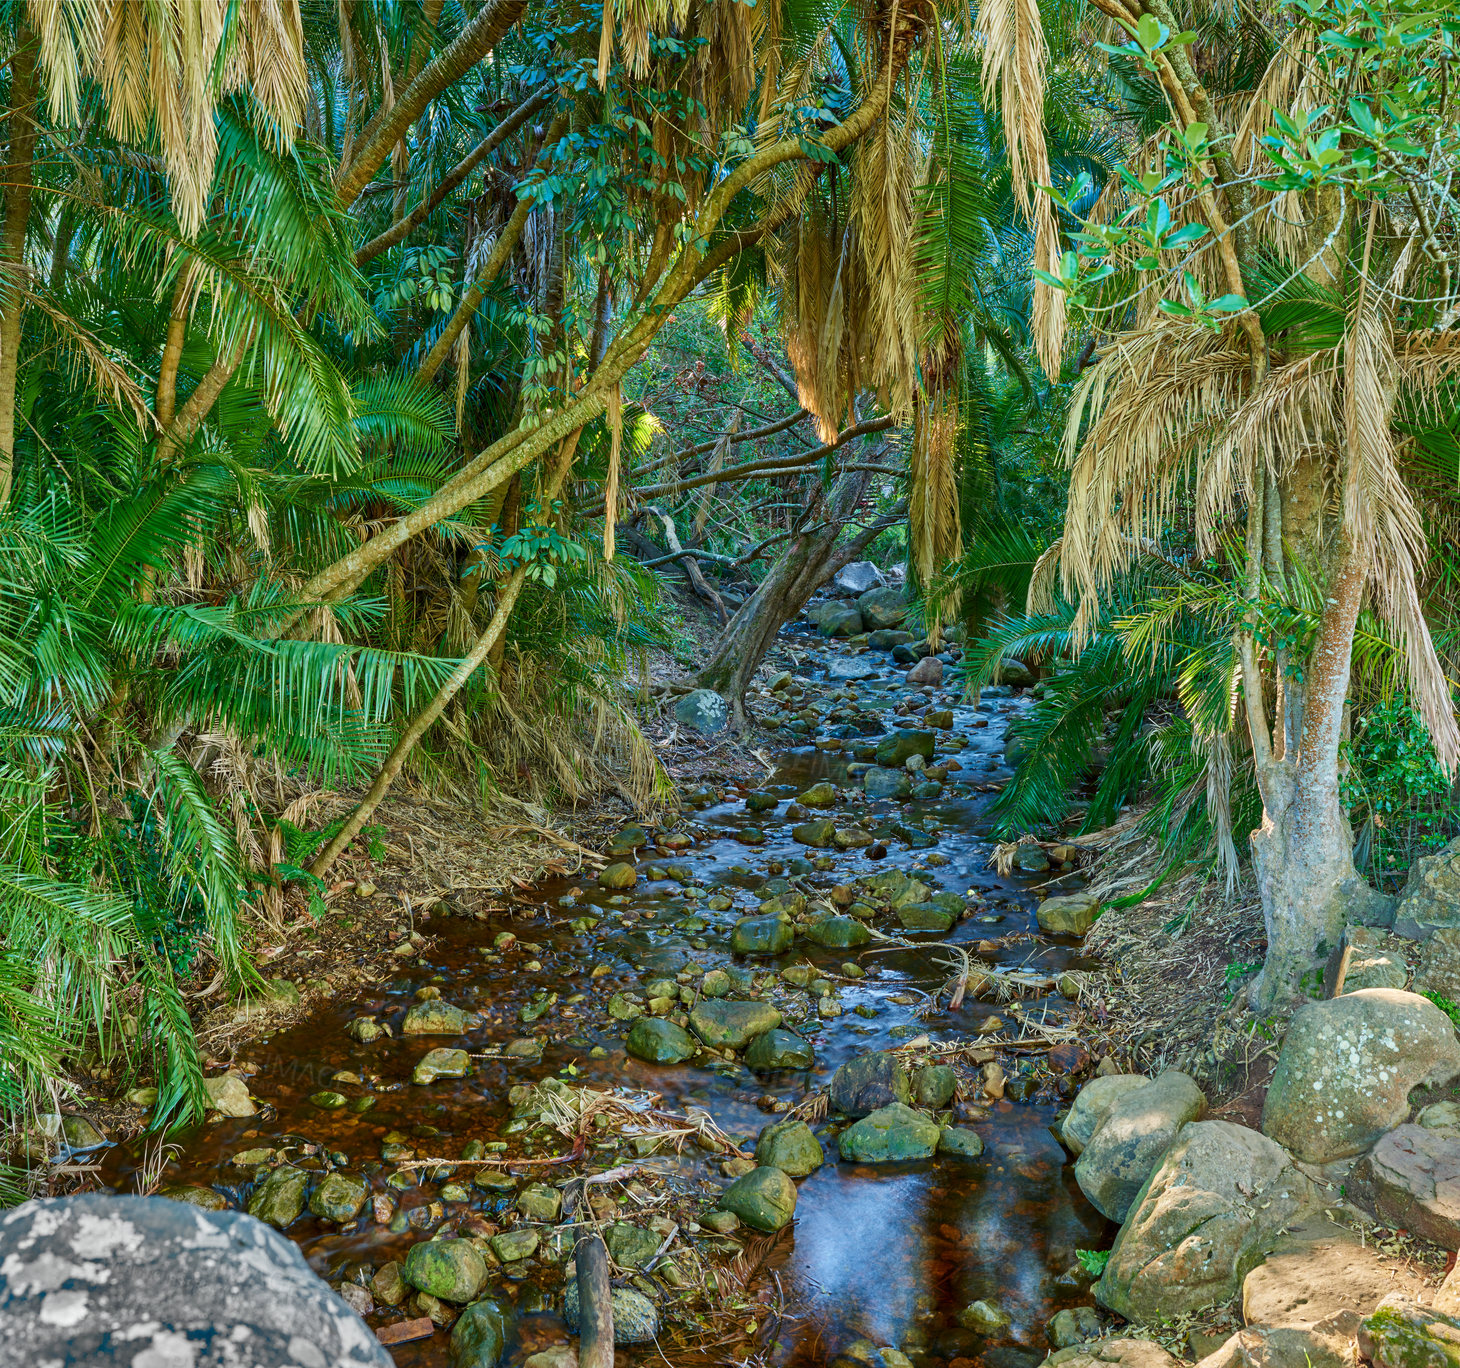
[
  {"xmin": 913, "ymin": 1064, "xmax": 957, "ymax": 1108},
  {"xmin": 403, "ymin": 1237, "xmax": 488, "ymax": 1304},
  {"xmin": 730, "ymin": 914, "xmax": 793, "ymax": 956},
  {"xmin": 563, "ymin": 1282, "xmax": 659, "ymax": 1343},
  {"xmin": 939, "ymin": 1126, "xmax": 986, "ymax": 1159},
  {"xmin": 690, "ymin": 999, "xmax": 782, "ymax": 1049},
  {"xmin": 754, "ymin": 1119, "xmax": 824, "ymax": 1176},
  {"xmin": 413, "ymin": 1047, "xmax": 471, "ymax": 1084},
  {"xmin": 308, "ymin": 1171, "xmax": 367, "ymax": 1223},
  {"xmin": 626, "ymin": 1017, "xmax": 696, "ymax": 1063},
  {"xmin": 599, "ymin": 861, "xmax": 638, "ymax": 889},
  {"xmin": 838, "ymin": 1103, "xmax": 941, "ymax": 1162},
  {"xmin": 804, "ymin": 916, "xmax": 871, "ymax": 949},
  {"xmin": 719, "ymin": 1165, "xmax": 798, "ymax": 1231},
  {"xmin": 745, "ymin": 1028, "xmax": 816, "ymax": 1071}
]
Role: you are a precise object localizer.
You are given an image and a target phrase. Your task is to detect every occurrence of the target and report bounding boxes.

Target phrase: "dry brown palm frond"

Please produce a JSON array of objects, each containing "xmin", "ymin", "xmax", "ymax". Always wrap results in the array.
[
  {"xmin": 1060, "ymin": 323, "xmax": 1248, "ymax": 633},
  {"xmin": 908, "ymin": 387, "xmax": 962, "ymax": 605},
  {"xmin": 1026, "ymin": 537, "xmax": 1064, "ymax": 614},
  {"xmin": 30, "ymin": 0, "xmax": 306, "ymax": 235},
  {"xmin": 603, "ymin": 383, "xmax": 623, "ymax": 561}
]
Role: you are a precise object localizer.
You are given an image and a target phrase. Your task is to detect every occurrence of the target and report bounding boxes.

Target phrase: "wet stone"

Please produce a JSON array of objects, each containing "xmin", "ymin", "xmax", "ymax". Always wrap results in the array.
[
  {"xmin": 451, "ymin": 1298, "xmax": 510, "ymax": 1368},
  {"xmin": 402, "ymin": 1001, "xmax": 476, "ymax": 1035},
  {"xmin": 247, "ymin": 1165, "xmax": 308, "ymax": 1228},
  {"xmin": 864, "ymin": 767, "xmax": 912, "ymax": 799},
  {"xmin": 515, "ymin": 1183, "xmax": 562, "ymax": 1222},
  {"xmin": 607, "ymin": 1221, "xmax": 662, "ymax": 1268},
  {"xmin": 805, "ymin": 916, "xmax": 871, "ymax": 949},
  {"xmin": 626, "ymin": 1017, "xmax": 697, "ymax": 1064},
  {"xmin": 563, "ymin": 1282, "xmax": 659, "ymax": 1344},
  {"xmin": 490, "ymin": 1228, "xmax": 540, "ymax": 1262},
  {"xmin": 939, "ymin": 1127, "xmax": 985, "ymax": 1159},
  {"xmin": 792, "ymin": 819, "xmax": 837, "ymax": 848},
  {"xmin": 838, "ymin": 1103, "xmax": 941, "ymax": 1162},
  {"xmin": 876, "ymin": 729, "xmax": 935, "ymax": 767},
  {"xmin": 1047, "ymin": 1307, "xmax": 1104, "ymax": 1349},
  {"xmin": 755, "ymin": 1118, "xmax": 825, "ymax": 1176},
  {"xmin": 371, "ymin": 1261, "xmax": 408, "ymax": 1306},
  {"xmin": 746, "ymin": 1028, "xmax": 816, "ymax": 1070},
  {"xmin": 690, "ymin": 999, "xmax": 782, "ymax": 1049},
  {"xmin": 309, "ymin": 1172, "xmax": 368, "ymax": 1223},
  {"xmin": 913, "ymin": 1064, "xmax": 957, "ymax": 1108},
  {"xmin": 830, "ymin": 1051, "xmax": 912, "ymax": 1117},
  {"xmin": 414, "ymin": 1047, "xmax": 472, "ymax": 1085},
  {"xmin": 160, "ymin": 1185, "xmax": 229, "ymax": 1210},
  {"xmin": 720, "ymin": 1165, "xmax": 798, "ymax": 1231},
  {"xmin": 897, "ymin": 903, "xmax": 955, "ymax": 932},
  {"xmin": 404, "ymin": 1237, "xmax": 488, "ymax": 1304},
  {"xmin": 731, "ymin": 914, "xmax": 793, "ymax": 956}
]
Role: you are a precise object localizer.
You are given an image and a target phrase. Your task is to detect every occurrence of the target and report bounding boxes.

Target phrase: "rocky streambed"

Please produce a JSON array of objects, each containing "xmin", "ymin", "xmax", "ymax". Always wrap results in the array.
[{"xmin": 75, "ymin": 587, "xmax": 1460, "ymax": 1368}]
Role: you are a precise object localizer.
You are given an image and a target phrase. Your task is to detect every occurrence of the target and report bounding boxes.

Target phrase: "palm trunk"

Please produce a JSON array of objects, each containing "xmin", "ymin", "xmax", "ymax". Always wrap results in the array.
[{"xmin": 0, "ymin": 26, "xmax": 38, "ymax": 507}]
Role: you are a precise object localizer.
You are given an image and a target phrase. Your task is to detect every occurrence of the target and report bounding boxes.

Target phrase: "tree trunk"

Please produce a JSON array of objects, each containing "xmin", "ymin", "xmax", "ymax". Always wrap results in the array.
[
  {"xmin": 696, "ymin": 467, "xmax": 885, "ymax": 721},
  {"xmin": 0, "ymin": 25, "xmax": 38, "ymax": 507}
]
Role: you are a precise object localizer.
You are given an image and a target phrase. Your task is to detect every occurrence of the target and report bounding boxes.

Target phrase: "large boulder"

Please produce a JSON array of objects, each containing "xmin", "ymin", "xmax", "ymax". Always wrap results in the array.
[
  {"xmin": 1045, "ymin": 1341, "xmax": 1183, "ymax": 1368},
  {"xmin": 1339, "ymin": 926, "xmax": 1409, "ymax": 992},
  {"xmin": 1359, "ymin": 1299, "xmax": 1460, "ymax": 1368},
  {"xmin": 0, "ymin": 1193, "xmax": 392, "ymax": 1365},
  {"xmin": 1416, "ymin": 928, "xmax": 1460, "ymax": 1001},
  {"xmin": 857, "ymin": 586, "xmax": 907, "ymax": 631},
  {"xmin": 816, "ymin": 603, "xmax": 865, "ymax": 638},
  {"xmin": 1194, "ymin": 1321, "xmax": 1362, "ymax": 1368},
  {"xmin": 1393, "ymin": 836, "xmax": 1460, "ymax": 939},
  {"xmin": 1075, "ymin": 1070, "xmax": 1207, "ymax": 1221},
  {"xmin": 830, "ymin": 1051, "xmax": 911, "ymax": 1117},
  {"xmin": 1037, "ymin": 892, "xmax": 1101, "ymax": 937},
  {"xmin": 1060, "ymin": 1075, "xmax": 1154, "ymax": 1156},
  {"xmin": 875, "ymin": 729, "xmax": 936, "ymax": 768},
  {"xmin": 1242, "ymin": 1216, "xmax": 1431, "ymax": 1328},
  {"xmin": 1350, "ymin": 1123, "xmax": 1460, "ymax": 1246},
  {"xmin": 837, "ymin": 1103, "xmax": 941, "ymax": 1162},
  {"xmin": 730, "ymin": 914, "xmax": 793, "ymax": 956},
  {"xmin": 673, "ymin": 688, "xmax": 728, "ymax": 735},
  {"xmin": 1260, "ymin": 989, "xmax": 1460, "ymax": 1163},
  {"xmin": 835, "ymin": 561, "xmax": 885, "ymax": 595},
  {"xmin": 1096, "ymin": 1121, "xmax": 1320, "ymax": 1322},
  {"xmin": 755, "ymin": 1119, "xmax": 824, "ymax": 1177}
]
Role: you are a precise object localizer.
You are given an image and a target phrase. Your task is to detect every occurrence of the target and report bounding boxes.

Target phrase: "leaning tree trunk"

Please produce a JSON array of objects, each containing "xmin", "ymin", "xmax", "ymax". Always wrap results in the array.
[{"xmin": 697, "ymin": 467, "xmax": 891, "ymax": 723}]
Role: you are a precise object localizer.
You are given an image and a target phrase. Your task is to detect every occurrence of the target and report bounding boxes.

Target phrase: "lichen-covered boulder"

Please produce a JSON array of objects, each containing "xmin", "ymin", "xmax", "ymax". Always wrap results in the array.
[
  {"xmin": 403, "ymin": 1237, "xmax": 489, "ymax": 1304},
  {"xmin": 1393, "ymin": 836, "xmax": 1460, "ymax": 939},
  {"xmin": 838, "ymin": 1103, "xmax": 941, "ymax": 1163},
  {"xmin": 673, "ymin": 688, "xmax": 729, "ymax": 735},
  {"xmin": 0, "ymin": 1193, "xmax": 392, "ymax": 1365},
  {"xmin": 1096, "ymin": 1120, "xmax": 1320, "ymax": 1322},
  {"xmin": 1260, "ymin": 989, "xmax": 1460, "ymax": 1163},
  {"xmin": 1075, "ymin": 1070, "xmax": 1206, "ymax": 1221},
  {"xmin": 1359, "ymin": 1298, "xmax": 1460, "ymax": 1368},
  {"xmin": 1350, "ymin": 1124, "xmax": 1460, "ymax": 1247}
]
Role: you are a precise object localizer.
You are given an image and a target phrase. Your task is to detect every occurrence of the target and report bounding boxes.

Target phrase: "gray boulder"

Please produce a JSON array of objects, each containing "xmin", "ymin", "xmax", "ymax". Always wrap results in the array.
[
  {"xmin": 816, "ymin": 603, "xmax": 865, "ymax": 638},
  {"xmin": 1060, "ymin": 1074, "xmax": 1154, "ymax": 1156},
  {"xmin": 830, "ymin": 1051, "xmax": 911, "ymax": 1117},
  {"xmin": 1260, "ymin": 989, "xmax": 1460, "ymax": 1163},
  {"xmin": 1045, "ymin": 1341, "xmax": 1183, "ymax": 1368},
  {"xmin": 996, "ymin": 657, "xmax": 1036, "ymax": 687},
  {"xmin": 1097, "ymin": 1120, "xmax": 1320, "ymax": 1322},
  {"xmin": 1194, "ymin": 1321, "xmax": 1362, "ymax": 1368},
  {"xmin": 827, "ymin": 655, "xmax": 879, "ymax": 681},
  {"xmin": 1415, "ymin": 928, "xmax": 1460, "ymax": 1001},
  {"xmin": 1350, "ymin": 1123, "xmax": 1460, "ymax": 1246},
  {"xmin": 857, "ymin": 586, "xmax": 907, "ymax": 631},
  {"xmin": 864, "ymin": 766, "xmax": 912, "ymax": 800},
  {"xmin": 0, "ymin": 1193, "xmax": 392, "ymax": 1365},
  {"xmin": 834, "ymin": 561, "xmax": 886, "ymax": 595},
  {"xmin": 838, "ymin": 1103, "xmax": 941, "ymax": 1162},
  {"xmin": 1393, "ymin": 836, "xmax": 1460, "ymax": 939},
  {"xmin": 674, "ymin": 688, "xmax": 729, "ymax": 735},
  {"xmin": 1075, "ymin": 1070, "xmax": 1206, "ymax": 1221},
  {"xmin": 562, "ymin": 1281, "xmax": 659, "ymax": 1344},
  {"xmin": 1340, "ymin": 926, "xmax": 1409, "ymax": 992}
]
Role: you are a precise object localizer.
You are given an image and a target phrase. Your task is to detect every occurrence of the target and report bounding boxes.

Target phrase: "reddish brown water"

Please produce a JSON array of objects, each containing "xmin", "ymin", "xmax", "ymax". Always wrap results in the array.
[{"xmin": 99, "ymin": 633, "xmax": 1112, "ymax": 1367}]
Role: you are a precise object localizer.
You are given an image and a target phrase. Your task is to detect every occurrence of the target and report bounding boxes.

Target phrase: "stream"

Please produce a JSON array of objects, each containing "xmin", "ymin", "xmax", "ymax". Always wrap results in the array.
[{"xmin": 98, "ymin": 614, "xmax": 1114, "ymax": 1368}]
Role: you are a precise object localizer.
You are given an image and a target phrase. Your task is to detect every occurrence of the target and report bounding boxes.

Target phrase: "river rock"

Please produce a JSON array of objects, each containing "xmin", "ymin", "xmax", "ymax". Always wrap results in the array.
[
  {"xmin": 864, "ymin": 766, "xmax": 912, "ymax": 799},
  {"xmin": 0, "ymin": 1193, "xmax": 392, "ymax": 1365},
  {"xmin": 746, "ymin": 1028, "xmax": 815, "ymax": 1070},
  {"xmin": 913, "ymin": 1064, "xmax": 957, "ymax": 1108},
  {"xmin": 1048, "ymin": 1307, "xmax": 1104, "ymax": 1348},
  {"xmin": 516, "ymin": 1184, "xmax": 562, "ymax": 1221},
  {"xmin": 996, "ymin": 658, "xmax": 1036, "ymax": 687},
  {"xmin": 404, "ymin": 1238, "xmax": 488, "ymax": 1304},
  {"xmin": 869, "ymin": 629, "xmax": 914, "ymax": 650},
  {"xmin": 690, "ymin": 999, "xmax": 781, "ymax": 1049},
  {"xmin": 857, "ymin": 586, "xmax": 907, "ymax": 631},
  {"xmin": 896, "ymin": 902, "xmax": 954, "ymax": 932},
  {"xmin": 793, "ymin": 819, "xmax": 837, "ymax": 848},
  {"xmin": 451, "ymin": 1298, "xmax": 510, "ymax": 1368},
  {"xmin": 939, "ymin": 1127, "xmax": 985, "ymax": 1159},
  {"xmin": 248, "ymin": 1165, "xmax": 309, "ymax": 1228},
  {"xmin": 805, "ymin": 916, "xmax": 871, "ymax": 949},
  {"xmin": 907, "ymin": 657, "xmax": 943, "ymax": 686},
  {"xmin": 720, "ymin": 1165, "xmax": 798, "ymax": 1231},
  {"xmin": 818, "ymin": 604, "xmax": 865, "ymax": 638},
  {"xmin": 1260, "ymin": 989, "xmax": 1460, "ymax": 1163},
  {"xmin": 203, "ymin": 1073, "xmax": 255, "ymax": 1117},
  {"xmin": 830, "ymin": 1051, "xmax": 911, "ymax": 1116},
  {"xmin": 1075, "ymin": 1070, "xmax": 1206, "ymax": 1221},
  {"xmin": 1350, "ymin": 1123, "xmax": 1460, "ymax": 1245},
  {"xmin": 414, "ymin": 1047, "xmax": 471, "ymax": 1084},
  {"xmin": 310, "ymin": 1172, "xmax": 368, "ymax": 1223},
  {"xmin": 1061, "ymin": 1075, "xmax": 1154, "ymax": 1156},
  {"xmin": 828, "ymin": 656, "xmax": 879, "ymax": 681},
  {"xmin": 835, "ymin": 561, "xmax": 886, "ymax": 594},
  {"xmin": 1416, "ymin": 928, "xmax": 1460, "ymax": 1001},
  {"xmin": 606, "ymin": 1222, "xmax": 661, "ymax": 1268},
  {"xmin": 958, "ymin": 1299, "xmax": 1010, "ymax": 1333},
  {"xmin": 1096, "ymin": 1120, "xmax": 1320, "ymax": 1322},
  {"xmin": 563, "ymin": 1282, "xmax": 659, "ymax": 1343},
  {"xmin": 1393, "ymin": 836, "xmax": 1460, "ymax": 938},
  {"xmin": 1037, "ymin": 892, "xmax": 1101, "ymax": 937},
  {"xmin": 598, "ymin": 861, "xmax": 638, "ymax": 889},
  {"xmin": 402, "ymin": 1000, "xmax": 477, "ymax": 1035},
  {"xmin": 731, "ymin": 913, "xmax": 793, "ymax": 956},
  {"xmin": 1243, "ymin": 1215, "xmax": 1430, "ymax": 1328},
  {"xmin": 674, "ymin": 688, "xmax": 728, "ymax": 734},
  {"xmin": 1047, "ymin": 1343, "xmax": 1182, "ymax": 1368},
  {"xmin": 838, "ymin": 1103, "xmax": 941, "ymax": 1162},
  {"xmin": 626, "ymin": 1017, "xmax": 696, "ymax": 1063},
  {"xmin": 755, "ymin": 1118, "xmax": 825, "ymax": 1176},
  {"xmin": 876, "ymin": 728, "xmax": 935, "ymax": 767},
  {"xmin": 160, "ymin": 1185, "xmax": 229, "ymax": 1210}
]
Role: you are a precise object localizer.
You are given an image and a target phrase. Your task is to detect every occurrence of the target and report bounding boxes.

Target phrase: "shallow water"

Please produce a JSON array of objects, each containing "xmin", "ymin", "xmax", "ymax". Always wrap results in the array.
[{"xmin": 100, "ymin": 628, "xmax": 1111, "ymax": 1366}]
